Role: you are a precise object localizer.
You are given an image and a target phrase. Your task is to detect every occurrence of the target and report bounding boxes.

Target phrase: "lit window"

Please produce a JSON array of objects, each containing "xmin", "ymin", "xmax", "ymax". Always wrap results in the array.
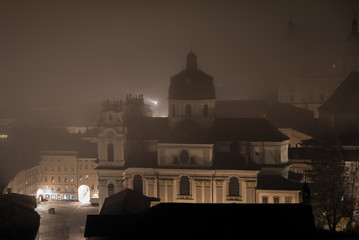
[{"xmin": 51, "ymin": 176, "xmax": 55, "ymax": 182}]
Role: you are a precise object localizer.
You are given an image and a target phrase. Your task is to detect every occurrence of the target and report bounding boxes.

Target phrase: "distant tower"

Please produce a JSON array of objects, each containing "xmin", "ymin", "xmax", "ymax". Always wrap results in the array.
[
  {"xmin": 344, "ymin": 14, "xmax": 359, "ymax": 75},
  {"xmin": 168, "ymin": 51, "xmax": 216, "ymax": 129}
]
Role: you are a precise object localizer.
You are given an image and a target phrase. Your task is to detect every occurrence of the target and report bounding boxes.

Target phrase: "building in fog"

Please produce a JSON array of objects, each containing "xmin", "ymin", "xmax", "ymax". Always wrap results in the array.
[
  {"xmin": 277, "ymin": 15, "xmax": 359, "ymax": 118},
  {"xmin": 4, "ymin": 165, "xmax": 40, "ymax": 196},
  {"xmin": 4, "ymin": 146, "xmax": 99, "ymax": 202},
  {"xmin": 96, "ymin": 51, "xmax": 304, "ymax": 209}
]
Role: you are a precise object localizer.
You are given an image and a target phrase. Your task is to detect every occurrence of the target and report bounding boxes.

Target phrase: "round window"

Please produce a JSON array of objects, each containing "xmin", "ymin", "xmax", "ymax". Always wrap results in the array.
[{"xmin": 180, "ymin": 150, "xmax": 189, "ymax": 164}]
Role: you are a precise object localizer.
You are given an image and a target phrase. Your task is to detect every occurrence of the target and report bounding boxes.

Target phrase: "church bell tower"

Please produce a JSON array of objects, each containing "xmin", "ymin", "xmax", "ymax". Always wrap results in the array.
[{"xmin": 97, "ymin": 100, "xmax": 126, "ymax": 167}]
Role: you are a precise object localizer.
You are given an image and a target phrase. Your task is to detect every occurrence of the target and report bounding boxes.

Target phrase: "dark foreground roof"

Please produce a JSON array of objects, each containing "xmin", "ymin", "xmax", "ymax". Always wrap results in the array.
[
  {"xmin": 86, "ymin": 203, "xmax": 316, "ymax": 240},
  {"xmin": 100, "ymin": 188, "xmax": 160, "ymax": 215},
  {"xmin": 0, "ymin": 193, "xmax": 40, "ymax": 239}
]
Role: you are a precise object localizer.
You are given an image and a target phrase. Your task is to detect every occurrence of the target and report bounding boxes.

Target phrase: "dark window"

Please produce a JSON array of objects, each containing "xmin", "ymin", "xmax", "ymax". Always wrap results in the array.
[
  {"xmin": 203, "ymin": 104, "xmax": 209, "ymax": 117},
  {"xmin": 108, "ymin": 144, "xmax": 114, "ymax": 162},
  {"xmin": 174, "ymin": 156, "xmax": 179, "ymax": 164},
  {"xmin": 229, "ymin": 177, "xmax": 239, "ymax": 196},
  {"xmin": 185, "ymin": 104, "xmax": 192, "ymax": 118},
  {"xmin": 108, "ymin": 184, "xmax": 114, "ymax": 196},
  {"xmin": 180, "ymin": 176, "xmax": 190, "ymax": 195},
  {"xmin": 180, "ymin": 150, "xmax": 190, "ymax": 164},
  {"xmin": 133, "ymin": 175, "xmax": 143, "ymax": 194},
  {"xmin": 172, "ymin": 104, "xmax": 176, "ymax": 117}
]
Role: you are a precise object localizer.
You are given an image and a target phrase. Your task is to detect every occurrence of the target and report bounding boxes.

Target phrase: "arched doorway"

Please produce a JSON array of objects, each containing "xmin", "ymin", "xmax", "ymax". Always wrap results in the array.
[{"xmin": 78, "ymin": 185, "xmax": 90, "ymax": 203}]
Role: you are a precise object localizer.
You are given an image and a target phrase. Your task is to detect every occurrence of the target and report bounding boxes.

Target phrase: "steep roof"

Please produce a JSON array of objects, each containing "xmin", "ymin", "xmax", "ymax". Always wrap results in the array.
[{"xmin": 319, "ymin": 72, "xmax": 359, "ymax": 113}]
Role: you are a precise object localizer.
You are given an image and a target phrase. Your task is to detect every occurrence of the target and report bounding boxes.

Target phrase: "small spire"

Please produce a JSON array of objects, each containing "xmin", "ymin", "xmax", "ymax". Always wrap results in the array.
[
  {"xmin": 352, "ymin": 13, "xmax": 358, "ymax": 33},
  {"xmin": 287, "ymin": 13, "xmax": 295, "ymax": 36},
  {"xmin": 186, "ymin": 50, "xmax": 197, "ymax": 70}
]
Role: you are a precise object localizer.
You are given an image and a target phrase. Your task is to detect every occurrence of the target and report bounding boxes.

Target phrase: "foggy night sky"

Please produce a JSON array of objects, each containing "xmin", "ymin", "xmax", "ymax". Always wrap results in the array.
[{"xmin": 0, "ymin": 0, "xmax": 359, "ymax": 117}]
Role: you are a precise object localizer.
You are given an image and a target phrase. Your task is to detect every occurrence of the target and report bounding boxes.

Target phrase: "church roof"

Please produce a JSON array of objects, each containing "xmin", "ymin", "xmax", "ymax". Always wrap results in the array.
[
  {"xmin": 319, "ymin": 72, "xmax": 359, "ymax": 113},
  {"xmin": 125, "ymin": 117, "xmax": 289, "ymax": 144},
  {"xmin": 257, "ymin": 174, "xmax": 303, "ymax": 191},
  {"xmin": 168, "ymin": 52, "xmax": 215, "ymax": 100}
]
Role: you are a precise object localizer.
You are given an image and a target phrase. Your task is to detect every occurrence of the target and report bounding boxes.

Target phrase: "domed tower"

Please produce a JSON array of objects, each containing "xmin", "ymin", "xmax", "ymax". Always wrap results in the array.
[
  {"xmin": 344, "ymin": 14, "xmax": 359, "ymax": 75},
  {"xmin": 168, "ymin": 51, "xmax": 216, "ymax": 129}
]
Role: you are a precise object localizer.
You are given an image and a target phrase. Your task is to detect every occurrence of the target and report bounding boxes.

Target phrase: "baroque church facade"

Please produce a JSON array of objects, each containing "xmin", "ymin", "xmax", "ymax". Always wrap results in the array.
[{"xmin": 96, "ymin": 52, "xmax": 301, "ymax": 209}]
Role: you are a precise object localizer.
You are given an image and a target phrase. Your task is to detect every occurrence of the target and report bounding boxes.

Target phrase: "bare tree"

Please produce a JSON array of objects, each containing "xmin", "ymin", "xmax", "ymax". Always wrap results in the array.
[{"xmin": 307, "ymin": 128, "xmax": 355, "ymax": 232}]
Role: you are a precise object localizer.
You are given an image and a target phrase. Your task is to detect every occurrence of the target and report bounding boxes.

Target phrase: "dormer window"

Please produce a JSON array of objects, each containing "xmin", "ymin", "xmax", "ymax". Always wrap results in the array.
[
  {"xmin": 180, "ymin": 150, "xmax": 190, "ymax": 164},
  {"xmin": 185, "ymin": 105, "xmax": 192, "ymax": 118},
  {"xmin": 203, "ymin": 104, "xmax": 209, "ymax": 117}
]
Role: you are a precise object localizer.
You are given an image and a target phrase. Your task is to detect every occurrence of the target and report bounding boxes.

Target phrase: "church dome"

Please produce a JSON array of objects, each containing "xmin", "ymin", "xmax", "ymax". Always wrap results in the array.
[{"xmin": 168, "ymin": 52, "xmax": 216, "ymax": 100}]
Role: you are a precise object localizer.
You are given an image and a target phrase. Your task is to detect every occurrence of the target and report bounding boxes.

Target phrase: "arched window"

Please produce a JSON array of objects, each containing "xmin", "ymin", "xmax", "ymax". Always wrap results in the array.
[
  {"xmin": 180, "ymin": 176, "xmax": 190, "ymax": 195},
  {"xmin": 133, "ymin": 175, "xmax": 143, "ymax": 194},
  {"xmin": 108, "ymin": 184, "xmax": 114, "ymax": 196},
  {"xmin": 180, "ymin": 150, "xmax": 190, "ymax": 164},
  {"xmin": 203, "ymin": 104, "xmax": 209, "ymax": 117},
  {"xmin": 185, "ymin": 104, "xmax": 192, "ymax": 118},
  {"xmin": 107, "ymin": 143, "xmax": 114, "ymax": 162},
  {"xmin": 229, "ymin": 177, "xmax": 239, "ymax": 197},
  {"xmin": 172, "ymin": 104, "xmax": 176, "ymax": 117}
]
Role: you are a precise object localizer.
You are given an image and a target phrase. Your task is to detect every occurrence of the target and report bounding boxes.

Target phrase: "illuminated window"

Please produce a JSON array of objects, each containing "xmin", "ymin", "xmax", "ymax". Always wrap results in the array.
[
  {"xmin": 51, "ymin": 176, "xmax": 55, "ymax": 182},
  {"xmin": 108, "ymin": 144, "xmax": 114, "ymax": 162},
  {"xmin": 108, "ymin": 184, "xmax": 114, "ymax": 196},
  {"xmin": 180, "ymin": 176, "xmax": 190, "ymax": 195},
  {"xmin": 273, "ymin": 196, "xmax": 280, "ymax": 204},
  {"xmin": 64, "ymin": 186, "xmax": 69, "ymax": 192},
  {"xmin": 229, "ymin": 177, "xmax": 239, "ymax": 197},
  {"xmin": 203, "ymin": 104, "xmax": 209, "ymax": 117},
  {"xmin": 185, "ymin": 104, "xmax": 192, "ymax": 118},
  {"xmin": 64, "ymin": 176, "xmax": 68, "ymax": 183},
  {"xmin": 133, "ymin": 175, "xmax": 143, "ymax": 194}
]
